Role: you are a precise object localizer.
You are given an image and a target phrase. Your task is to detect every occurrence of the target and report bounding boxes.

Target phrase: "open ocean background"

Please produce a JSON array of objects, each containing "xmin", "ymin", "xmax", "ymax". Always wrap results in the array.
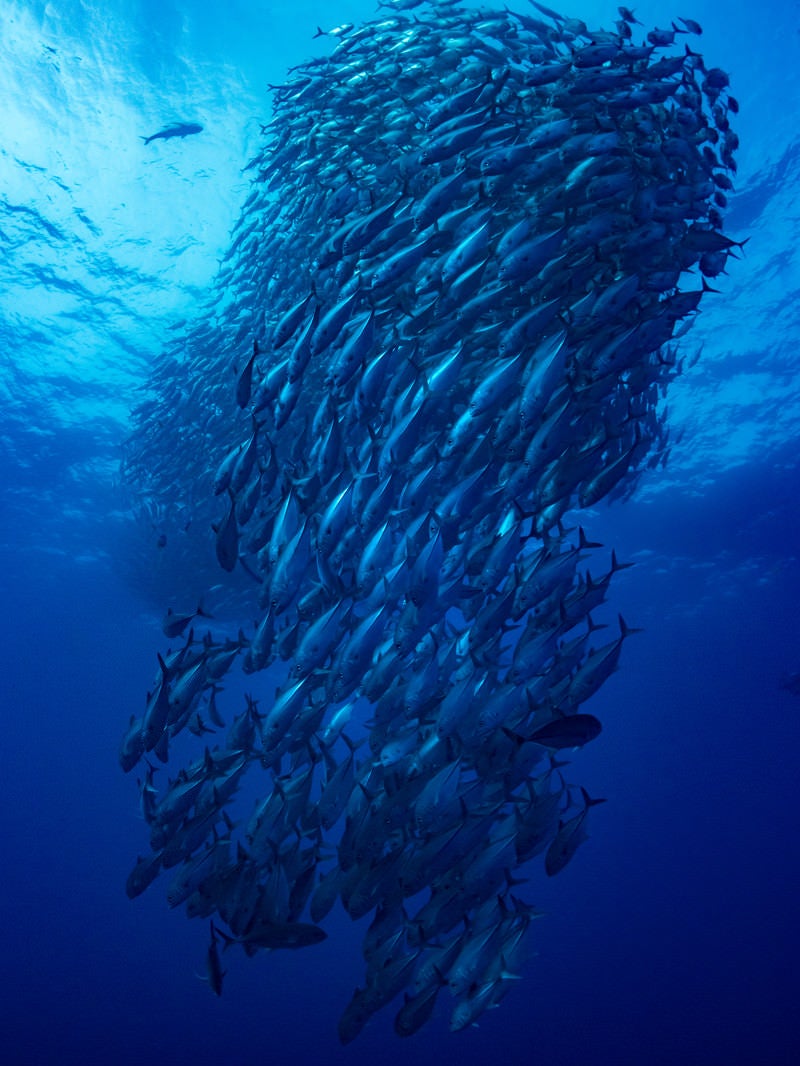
[{"xmin": 1, "ymin": 1, "xmax": 798, "ymax": 1063}]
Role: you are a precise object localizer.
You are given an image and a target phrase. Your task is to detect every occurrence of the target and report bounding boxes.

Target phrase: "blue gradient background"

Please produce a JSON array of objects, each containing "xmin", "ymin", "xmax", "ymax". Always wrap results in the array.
[{"xmin": 1, "ymin": 2, "xmax": 798, "ymax": 1063}]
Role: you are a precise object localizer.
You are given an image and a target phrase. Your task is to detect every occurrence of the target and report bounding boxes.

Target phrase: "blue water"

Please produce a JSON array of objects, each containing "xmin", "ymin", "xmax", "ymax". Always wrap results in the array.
[{"xmin": 2, "ymin": 1, "xmax": 799, "ymax": 1063}]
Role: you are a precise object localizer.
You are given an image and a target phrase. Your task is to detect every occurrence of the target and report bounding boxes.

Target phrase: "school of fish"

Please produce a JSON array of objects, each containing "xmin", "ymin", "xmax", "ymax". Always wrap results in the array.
[{"xmin": 120, "ymin": 0, "xmax": 740, "ymax": 1041}]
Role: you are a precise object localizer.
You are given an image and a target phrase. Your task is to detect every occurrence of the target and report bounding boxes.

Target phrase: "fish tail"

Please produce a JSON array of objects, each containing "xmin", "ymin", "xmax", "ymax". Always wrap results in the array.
[
  {"xmin": 580, "ymin": 787, "xmax": 608, "ymax": 809},
  {"xmin": 212, "ymin": 923, "xmax": 238, "ymax": 952},
  {"xmin": 196, "ymin": 597, "xmax": 213, "ymax": 619}
]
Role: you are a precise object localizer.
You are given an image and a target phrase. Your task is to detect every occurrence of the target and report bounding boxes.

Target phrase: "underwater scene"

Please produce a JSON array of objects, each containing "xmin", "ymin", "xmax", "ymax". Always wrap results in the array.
[{"xmin": 1, "ymin": 1, "xmax": 798, "ymax": 1063}]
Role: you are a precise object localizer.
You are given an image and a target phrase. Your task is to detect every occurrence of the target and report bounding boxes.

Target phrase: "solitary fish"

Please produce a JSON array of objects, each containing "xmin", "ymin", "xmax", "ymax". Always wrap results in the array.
[
  {"xmin": 528, "ymin": 713, "xmax": 602, "ymax": 750},
  {"xmin": 205, "ymin": 922, "xmax": 225, "ymax": 996},
  {"xmin": 141, "ymin": 122, "xmax": 204, "ymax": 145},
  {"xmin": 216, "ymin": 920, "xmax": 327, "ymax": 951}
]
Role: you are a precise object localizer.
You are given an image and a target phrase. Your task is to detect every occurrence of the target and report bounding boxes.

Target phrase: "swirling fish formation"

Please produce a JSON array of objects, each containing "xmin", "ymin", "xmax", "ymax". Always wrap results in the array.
[{"xmin": 121, "ymin": 0, "xmax": 739, "ymax": 1042}]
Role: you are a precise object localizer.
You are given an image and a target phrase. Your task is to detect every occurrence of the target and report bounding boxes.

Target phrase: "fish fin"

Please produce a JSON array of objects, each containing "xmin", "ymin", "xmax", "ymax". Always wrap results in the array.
[
  {"xmin": 578, "ymin": 526, "xmax": 603, "ymax": 550},
  {"xmin": 618, "ymin": 614, "xmax": 643, "ymax": 638},
  {"xmin": 610, "ymin": 549, "xmax": 634, "ymax": 572},
  {"xmin": 154, "ymin": 730, "xmax": 169, "ymax": 763},
  {"xmin": 213, "ymin": 924, "xmax": 238, "ymax": 953},
  {"xmin": 501, "ymin": 726, "xmax": 526, "ymax": 748},
  {"xmin": 498, "ymin": 954, "xmax": 523, "ymax": 980},
  {"xmin": 341, "ymin": 732, "xmax": 361, "ymax": 754},
  {"xmin": 504, "ymin": 869, "xmax": 528, "ymax": 889},
  {"xmin": 580, "ymin": 787, "xmax": 607, "ymax": 809}
]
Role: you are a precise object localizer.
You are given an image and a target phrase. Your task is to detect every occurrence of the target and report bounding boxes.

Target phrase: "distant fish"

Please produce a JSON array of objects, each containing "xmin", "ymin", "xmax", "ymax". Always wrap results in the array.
[
  {"xmin": 141, "ymin": 122, "xmax": 203, "ymax": 146},
  {"xmin": 204, "ymin": 922, "xmax": 225, "ymax": 996},
  {"xmin": 161, "ymin": 600, "xmax": 212, "ymax": 639}
]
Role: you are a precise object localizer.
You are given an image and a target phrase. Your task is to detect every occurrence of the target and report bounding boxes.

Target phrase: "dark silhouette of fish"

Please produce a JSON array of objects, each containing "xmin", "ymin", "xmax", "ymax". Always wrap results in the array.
[
  {"xmin": 141, "ymin": 122, "xmax": 203, "ymax": 146},
  {"xmin": 527, "ymin": 713, "xmax": 603, "ymax": 750}
]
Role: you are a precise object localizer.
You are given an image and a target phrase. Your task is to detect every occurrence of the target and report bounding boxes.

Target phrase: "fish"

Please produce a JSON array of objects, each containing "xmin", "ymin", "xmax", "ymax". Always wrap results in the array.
[
  {"xmin": 211, "ymin": 491, "xmax": 239, "ymax": 573},
  {"xmin": 394, "ymin": 975, "xmax": 445, "ymax": 1037},
  {"xmin": 141, "ymin": 122, "xmax": 204, "ymax": 145},
  {"xmin": 161, "ymin": 601, "xmax": 211, "ymax": 639},
  {"xmin": 545, "ymin": 788, "xmax": 607, "ymax": 876},
  {"xmin": 202, "ymin": 924, "xmax": 225, "ymax": 998},
  {"xmin": 526, "ymin": 713, "xmax": 603, "ymax": 749},
  {"xmin": 125, "ymin": 852, "xmax": 163, "ymax": 899},
  {"xmin": 215, "ymin": 920, "xmax": 327, "ymax": 951},
  {"xmin": 236, "ymin": 340, "xmax": 259, "ymax": 409},
  {"xmin": 120, "ymin": 0, "xmax": 740, "ymax": 1043}
]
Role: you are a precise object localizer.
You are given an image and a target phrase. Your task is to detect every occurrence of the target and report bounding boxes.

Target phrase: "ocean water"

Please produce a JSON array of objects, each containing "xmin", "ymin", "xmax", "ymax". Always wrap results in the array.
[{"xmin": 1, "ymin": 1, "xmax": 798, "ymax": 1064}]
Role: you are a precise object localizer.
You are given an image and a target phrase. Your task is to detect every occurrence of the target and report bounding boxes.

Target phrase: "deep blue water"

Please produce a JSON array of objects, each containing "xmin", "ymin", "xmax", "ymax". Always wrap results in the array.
[{"xmin": 2, "ymin": 2, "xmax": 799, "ymax": 1064}]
